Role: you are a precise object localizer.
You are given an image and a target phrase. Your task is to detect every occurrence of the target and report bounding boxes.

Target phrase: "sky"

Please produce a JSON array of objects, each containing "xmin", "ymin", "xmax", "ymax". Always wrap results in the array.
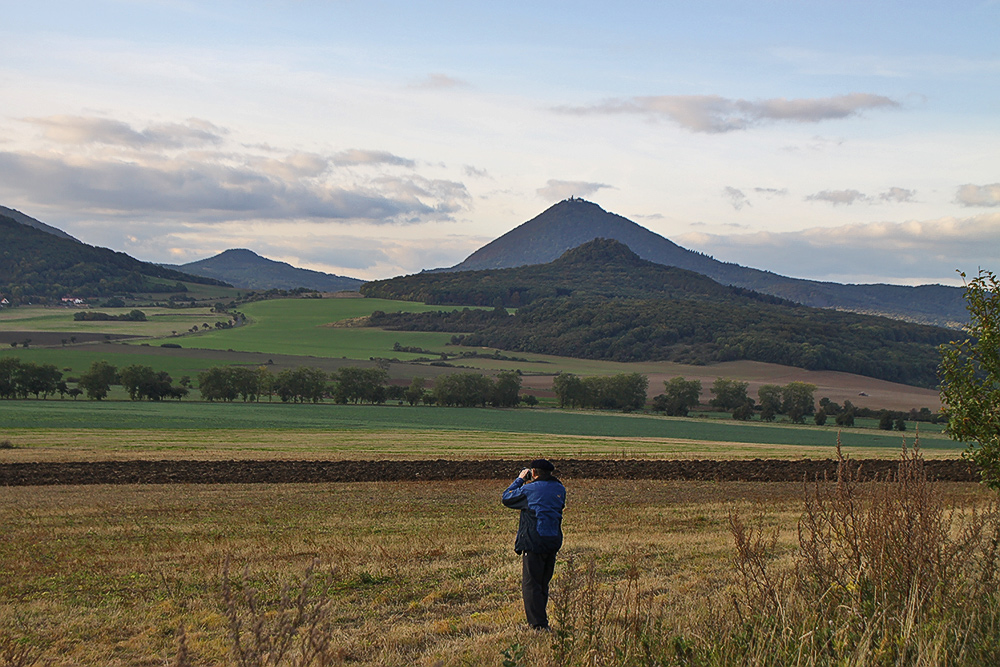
[{"xmin": 1, "ymin": 0, "xmax": 998, "ymax": 285}]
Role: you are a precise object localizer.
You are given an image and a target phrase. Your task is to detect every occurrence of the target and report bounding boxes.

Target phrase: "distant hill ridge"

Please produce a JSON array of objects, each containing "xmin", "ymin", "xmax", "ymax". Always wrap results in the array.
[
  {"xmin": 176, "ymin": 248, "xmax": 363, "ymax": 292},
  {"xmin": 445, "ymin": 198, "xmax": 967, "ymax": 327},
  {"xmin": 365, "ymin": 238, "xmax": 955, "ymax": 388},
  {"xmin": 364, "ymin": 237, "xmax": 786, "ymax": 307},
  {"xmin": 0, "ymin": 206, "xmax": 78, "ymax": 242},
  {"xmin": 0, "ymin": 213, "xmax": 228, "ymax": 300}
]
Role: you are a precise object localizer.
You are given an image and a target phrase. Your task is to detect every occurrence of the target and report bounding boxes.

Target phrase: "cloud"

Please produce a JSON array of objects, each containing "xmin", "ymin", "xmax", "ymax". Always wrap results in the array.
[
  {"xmin": 555, "ymin": 93, "xmax": 898, "ymax": 133},
  {"xmin": 678, "ymin": 213, "xmax": 1000, "ymax": 285},
  {"xmin": 330, "ymin": 149, "xmax": 416, "ymax": 168},
  {"xmin": 463, "ymin": 165, "xmax": 490, "ymax": 178},
  {"xmin": 0, "ymin": 149, "xmax": 468, "ymax": 223},
  {"xmin": 806, "ymin": 187, "xmax": 917, "ymax": 206},
  {"xmin": 24, "ymin": 115, "xmax": 225, "ymax": 149},
  {"xmin": 878, "ymin": 187, "xmax": 916, "ymax": 203},
  {"xmin": 536, "ymin": 179, "xmax": 613, "ymax": 201},
  {"xmin": 806, "ymin": 189, "xmax": 870, "ymax": 206},
  {"xmin": 753, "ymin": 187, "xmax": 788, "ymax": 198},
  {"xmin": 723, "ymin": 186, "xmax": 750, "ymax": 210},
  {"xmin": 410, "ymin": 73, "xmax": 471, "ymax": 90},
  {"xmin": 956, "ymin": 183, "xmax": 1000, "ymax": 207}
]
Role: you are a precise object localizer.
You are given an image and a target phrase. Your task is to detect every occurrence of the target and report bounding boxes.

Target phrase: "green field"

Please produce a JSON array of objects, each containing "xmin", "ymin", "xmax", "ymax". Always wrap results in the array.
[
  {"xmin": 145, "ymin": 298, "xmax": 463, "ymax": 360},
  {"xmin": 0, "ymin": 400, "xmax": 961, "ymax": 460},
  {"xmin": 0, "ymin": 305, "xmax": 222, "ymax": 337}
]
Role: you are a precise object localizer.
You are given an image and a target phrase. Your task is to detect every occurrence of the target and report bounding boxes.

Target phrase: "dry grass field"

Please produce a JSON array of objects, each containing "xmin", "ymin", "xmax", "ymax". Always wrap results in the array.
[{"xmin": 1, "ymin": 469, "xmax": 996, "ymax": 666}]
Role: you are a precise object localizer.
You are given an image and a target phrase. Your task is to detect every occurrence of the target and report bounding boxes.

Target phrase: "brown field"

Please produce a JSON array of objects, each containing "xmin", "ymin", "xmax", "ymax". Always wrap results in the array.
[
  {"xmin": 1, "ymin": 478, "xmax": 991, "ymax": 666},
  {"xmin": 521, "ymin": 358, "xmax": 942, "ymax": 411}
]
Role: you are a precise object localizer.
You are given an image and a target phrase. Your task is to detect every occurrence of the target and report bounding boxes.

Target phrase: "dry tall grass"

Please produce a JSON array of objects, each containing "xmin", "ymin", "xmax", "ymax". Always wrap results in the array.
[
  {"xmin": 1, "ymin": 456, "xmax": 996, "ymax": 666},
  {"xmin": 539, "ymin": 439, "xmax": 1000, "ymax": 666}
]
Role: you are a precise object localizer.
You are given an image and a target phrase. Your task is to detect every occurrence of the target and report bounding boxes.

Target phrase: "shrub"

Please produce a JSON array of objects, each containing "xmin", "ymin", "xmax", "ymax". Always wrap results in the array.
[
  {"xmin": 544, "ymin": 437, "xmax": 1000, "ymax": 666},
  {"xmin": 728, "ymin": 437, "xmax": 1000, "ymax": 665},
  {"xmin": 174, "ymin": 558, "xmax": 342, "ymax": 667}
]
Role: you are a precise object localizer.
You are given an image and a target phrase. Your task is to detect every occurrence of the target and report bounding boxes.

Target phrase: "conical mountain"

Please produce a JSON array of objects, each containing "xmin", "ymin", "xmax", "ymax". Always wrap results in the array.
[
  {"xmin": 446, "ymin": 198, "xmax": 966, "ymax": 327},
  {"xmin": 179, "ymin": 248, "xmax": 363, "ymax": 292}
]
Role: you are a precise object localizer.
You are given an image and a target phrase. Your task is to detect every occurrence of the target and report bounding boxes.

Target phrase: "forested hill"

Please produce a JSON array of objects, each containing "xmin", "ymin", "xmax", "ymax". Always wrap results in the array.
[
  {"xmin": 0, "ymin": 214, "xmax": 229, "ymax": 301},
  {"xmin": 364, "ymin": 240, "xmax": 955, "ymax": 388},
  {"xmin": 0, "ymin": 205, "xmax": 78, "ymax": 241},
  {"xmin": 363, "ymin": 238, "xmax": 790, "ymax": 307},
  {"xmin": 441, "ymin": 198, "xmax": 967, "ymax": 328},
  {"xmin": 175, "ymin": 248, "xmax": 364, "ymax": 292}
]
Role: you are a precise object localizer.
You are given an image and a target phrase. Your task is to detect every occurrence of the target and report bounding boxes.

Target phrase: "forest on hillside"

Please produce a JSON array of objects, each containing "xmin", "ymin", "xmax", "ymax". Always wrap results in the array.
[
  {"xmin": 362, "ymin": 238, "xmax": 791, "ymax": 308},
  {"xmin": 369, "ymin": 297, "xmax": 952, "ymax": 388},
  {"xmin": 362, "ymin": 240, "xmax": 955, "ymax": 388},
  {"xmin": 0, "ymin": 215, "xmax": 228, "ymax": 302}
]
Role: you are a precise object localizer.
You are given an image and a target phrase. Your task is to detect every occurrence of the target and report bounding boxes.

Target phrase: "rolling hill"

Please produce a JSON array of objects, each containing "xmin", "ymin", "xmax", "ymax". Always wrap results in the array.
[
  {"xmin": 443, "ymin": 198, "xmax": 967, "ymax": 328},
  {"xmin": 175, "ymin": 248, "xmax": 364, "ymax": 292},
  {"xmin": 364, "ymin": 239, "xmax": 956, "ymax": 388},
  {"xmin": 0, "ymin": 213, "xmax": 229, "ymax": 301},
  {"xmin": 0, "ymin": 205, "xmax": 79, "ymax": 242}
]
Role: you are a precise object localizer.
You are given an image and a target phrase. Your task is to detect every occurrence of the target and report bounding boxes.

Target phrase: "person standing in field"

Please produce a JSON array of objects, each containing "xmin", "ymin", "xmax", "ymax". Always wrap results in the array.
[{"xmin": 502, "ymin": 458, "xmax": 566, "ymax": 630}]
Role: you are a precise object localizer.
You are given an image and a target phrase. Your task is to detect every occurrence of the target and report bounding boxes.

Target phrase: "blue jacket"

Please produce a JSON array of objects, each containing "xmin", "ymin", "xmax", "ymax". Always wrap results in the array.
[{"xmin": 502, "ymin": 477, "xmax": 565, "ymax": 554}]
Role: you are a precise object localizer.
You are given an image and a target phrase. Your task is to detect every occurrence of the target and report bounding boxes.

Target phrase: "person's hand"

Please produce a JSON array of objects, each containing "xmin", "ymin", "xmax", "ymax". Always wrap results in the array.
[{"xmin": 519, "ymin": 468, "xmax": 532, "ymax": 480}]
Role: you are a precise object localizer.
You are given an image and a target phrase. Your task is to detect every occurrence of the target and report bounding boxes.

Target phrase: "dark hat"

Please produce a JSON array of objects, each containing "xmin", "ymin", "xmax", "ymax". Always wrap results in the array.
[{"xmin": 530, "ymin": 459, "xmax": 555, "ymax": 471}]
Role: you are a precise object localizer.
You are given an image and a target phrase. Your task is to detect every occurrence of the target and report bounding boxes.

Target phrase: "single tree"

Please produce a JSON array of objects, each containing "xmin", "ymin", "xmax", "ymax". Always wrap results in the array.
[
  {"xmin": 78, "ymin": 361, "xmax": 118, "ymax": 400},
  {"xmin": 757, "ymin": 384, "xmax": 782, "ymax": 422},
  {"xmin": 653, "ymin": 377, "xmax": 701, "ymax": 417},
  {"xmin": 710, "ymin": 377, "xmax": 750, "ymax": 412},
  {"xmin": 939, "ymin": 269, "xmax": 1000, "ymax": 489},
  {"xmin": 781, "ymin": 382, "xmax": 817, "ymax": 423}
]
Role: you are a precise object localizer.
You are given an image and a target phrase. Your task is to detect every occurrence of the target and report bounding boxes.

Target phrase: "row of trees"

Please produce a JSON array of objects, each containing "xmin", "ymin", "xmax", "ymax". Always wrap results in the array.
[
  {"xmin": 649, "ymin": 376, "xmax": 819, "ymax": 422},
  {"xmin": 197, "ymin": 364, "xmax": 530, "ymax": 408},
  {"xmin": 73, "ymin": 309, "xmax": 147, "ymax": 322},
  {"xmin": 552, "ymin": 372, "xmax": 649, "ymax": 412},
  {"xmin": 1, "ymin": 357, "xmax": 936, "ymax": 428},
  {"xmin": 0, "ymin": 358, "xmax": 70, "ymax": 399},
  {"xmin": 0, "ymin": 358, "xmax": 168, "ymax": 401}
]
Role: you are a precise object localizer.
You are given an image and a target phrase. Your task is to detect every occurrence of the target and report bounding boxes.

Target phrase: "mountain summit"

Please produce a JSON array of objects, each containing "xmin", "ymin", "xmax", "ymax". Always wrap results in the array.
[
  {"xmin": 178, "ymin": 248, "xmax": 363, "ymax": 292},
  {"xmin": 446, "ymin": 199, "xmax": 966, "ymax": 327}
]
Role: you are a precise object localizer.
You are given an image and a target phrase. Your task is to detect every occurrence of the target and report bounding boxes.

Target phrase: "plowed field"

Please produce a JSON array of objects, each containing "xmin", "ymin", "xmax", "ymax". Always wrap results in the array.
[{"xmin": 0, "ymin": 457, "xmax": 979, "ymax": 486}]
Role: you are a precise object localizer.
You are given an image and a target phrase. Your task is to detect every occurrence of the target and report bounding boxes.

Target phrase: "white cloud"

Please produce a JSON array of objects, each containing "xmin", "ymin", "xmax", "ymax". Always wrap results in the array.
[
  {"xmin": 753, "ymin": 187, "xmax": 788, "ymax": 198},
  {"xmin": 723, "ymin": 186, "xmax": 750, "ymax": 210},
  {"xmin": 0, "ymin": 149, "xmax": 467, "ymax": 223},
  {"xmin": 536, "ymin": 179, "xmax": 613, "ymax": 201},
  {"xmin": 956, "ymin": 183, "xmax": 1000, "ymax": 207},
  {"xmin": 678, "ymin": 213, "xmax": 1000, "ymax": 284},
  {"xmin": 463, "ymin": 165, "xmax": 490, "ymax": 178},
  {"xmin": 878, "ymin": 187, "xmax": 917, "ymax": 203},
  {"xmin": 24, "ymin": 115, "xmax": 225, "ymax": 149},
  {"xmin": 555, "ymin": 93, "xmax": 898, "ymax": 133},
  {"xmin": 806, "ymin": 189, "xmax": 870, "ymax": 206},
  {"xmin": 806, "ymin": 187, "xmax": 917, "ymax": 206},
  {"xmin": 331, "ymin": 149, "xmax": 416, "ymax": 168}
]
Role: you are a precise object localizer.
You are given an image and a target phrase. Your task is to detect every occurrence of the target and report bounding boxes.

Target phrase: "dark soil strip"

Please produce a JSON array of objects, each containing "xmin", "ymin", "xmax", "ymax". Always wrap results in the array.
[{"xmin": 0, "ymin": 458, "xmax": 980, "ymax": 486}]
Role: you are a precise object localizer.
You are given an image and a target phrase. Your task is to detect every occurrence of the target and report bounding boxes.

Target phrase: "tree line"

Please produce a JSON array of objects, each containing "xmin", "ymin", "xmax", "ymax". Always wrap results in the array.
[
  {"xmin": 1, "ymin": 357, "xmax": 938, "ymax": 427},
  {"xmin": 73, "ymin": 309, "xmax": 148, "ymax": 322}
]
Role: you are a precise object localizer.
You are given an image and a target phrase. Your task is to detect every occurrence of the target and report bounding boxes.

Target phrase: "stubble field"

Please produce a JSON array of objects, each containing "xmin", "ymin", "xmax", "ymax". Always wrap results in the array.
[{"xmin": 1, "ymin": 476, "xmax": 993, "ymax": 666}]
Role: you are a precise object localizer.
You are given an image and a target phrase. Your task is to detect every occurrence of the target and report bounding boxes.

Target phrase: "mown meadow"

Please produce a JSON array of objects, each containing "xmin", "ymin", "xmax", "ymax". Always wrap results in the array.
[{"xmin": 2, "ymin": 449, "xmax": 998, "ymax": 666}]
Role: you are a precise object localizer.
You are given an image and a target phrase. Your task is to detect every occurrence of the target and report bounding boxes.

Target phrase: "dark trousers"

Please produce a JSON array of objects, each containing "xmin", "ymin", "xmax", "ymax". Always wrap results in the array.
[{"xmin": 522, "ymin": 551, "xmax": 557, "ymax": 628}]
